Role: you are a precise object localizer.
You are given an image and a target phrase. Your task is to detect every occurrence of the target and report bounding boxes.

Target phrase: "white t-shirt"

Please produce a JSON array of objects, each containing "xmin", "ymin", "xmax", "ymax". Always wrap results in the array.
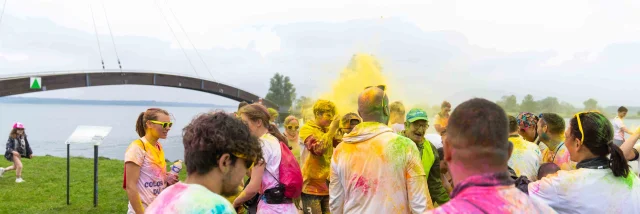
[
  {"xmin": 257, "ymin": 133, "xmax": 297, "ymax": 213},
  {"xmin": 529, "ymin": 168, "xmax": 640, "ymax": 214},
  {"xmin": 613, "ymin": 117, "xmax": 626, "ymax": 141},
  {"xmin": 508, "ymin": 136, "xmax": 542, "ymax": 181}
]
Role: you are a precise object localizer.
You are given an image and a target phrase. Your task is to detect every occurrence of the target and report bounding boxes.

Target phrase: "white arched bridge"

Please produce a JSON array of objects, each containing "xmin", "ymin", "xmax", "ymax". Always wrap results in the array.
[{"xmin": 0, "ymin": 70, "xmax": 278, "ymax": 109}]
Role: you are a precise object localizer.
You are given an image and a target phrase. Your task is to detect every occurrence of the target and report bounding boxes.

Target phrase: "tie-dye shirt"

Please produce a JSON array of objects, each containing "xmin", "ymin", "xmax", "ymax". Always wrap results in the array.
[
  {"xmin": 124, "ymin": 138, "xmax": 167, "ymax": 212},
  {"xmin": 508, "ymin": 135, "xmax": 542, "ymax": 181},
  {"xmin": 541, "ymin": 142, "xmax": 576, "ymax": 170},
  {"xmin": 426, "ymin": 172, "xmax": 556, "ymax": 214},
  {"xmin": 330, "ymin": 122, "xmax": 433, "ymax": 214},
  {"xmin": 529, "ymin": 158, "xmax": 640, "ymax": 214},
  {"xmin": 145, "ymin": 182, "xmax": 236, "ymax": 214},
  {"xmin": 299, "ymin": 120, "xmax": 335, "ymax": 195}
]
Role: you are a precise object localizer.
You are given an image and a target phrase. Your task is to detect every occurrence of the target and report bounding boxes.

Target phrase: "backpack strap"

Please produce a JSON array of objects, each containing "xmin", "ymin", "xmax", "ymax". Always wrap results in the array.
[
  {"xmin": 265, "ymin": 168, "xmax": 281, "ymax": 183},
  {"xmin": 123, "ymin": 139, "xmax": 147, "ymax": 189}
]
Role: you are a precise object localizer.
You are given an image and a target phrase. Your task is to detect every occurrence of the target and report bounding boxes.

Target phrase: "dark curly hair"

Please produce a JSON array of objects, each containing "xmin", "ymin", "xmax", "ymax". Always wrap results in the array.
[
  {"xmin": 568, "ymin": 112, "xmax": 629, "ymax": 177},
  {"xmin": 182, "ymin": 112, "xmax": 263, "ymax": 175}
]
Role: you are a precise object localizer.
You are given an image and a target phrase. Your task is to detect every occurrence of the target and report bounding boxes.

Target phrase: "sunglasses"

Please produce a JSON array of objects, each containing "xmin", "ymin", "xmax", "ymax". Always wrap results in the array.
[
  {"xmin": 365, "ymin": 85, "xmax": 387, "ymax": 111},
  {"xmin": 574, "ymin": 111, "xmax": 601, "ymax": 143},
  {"xmin": 149, "ymin": 120, "xmax": 173, "ymax": 128},
  {"xmin": 286, "ymin": 126, "xmax": 299, "ymax": 130},
  {"xmin": 232, "ymin": 153, "xmax": 255, "ymax": 169}
]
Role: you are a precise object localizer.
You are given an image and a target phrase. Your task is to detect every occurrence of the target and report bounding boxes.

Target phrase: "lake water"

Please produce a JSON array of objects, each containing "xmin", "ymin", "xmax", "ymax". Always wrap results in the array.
[
  {"xmin": 0, "ymin": 103, "xmax": 236, "ymax": 161},
  {"xmin": 1, "ymin": 103, "xmax": 640, "ymax": 162}
]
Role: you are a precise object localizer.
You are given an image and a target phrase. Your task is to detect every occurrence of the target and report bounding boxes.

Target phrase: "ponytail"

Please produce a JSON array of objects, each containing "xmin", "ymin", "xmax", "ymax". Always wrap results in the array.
[
  {"xmin": 608, "ymin": 142, "xmax": 630, "ymax": 177},
  {"xmin": 135, "ymin": 112, "xmax": 146, "ymax": 137},
  {"xmin": 135, "ymin": 108, "xmax": 170, "ymax": 138},
  {"xmin": 268, "ymin": 124, "xmax": 289, "ymax": 149}
]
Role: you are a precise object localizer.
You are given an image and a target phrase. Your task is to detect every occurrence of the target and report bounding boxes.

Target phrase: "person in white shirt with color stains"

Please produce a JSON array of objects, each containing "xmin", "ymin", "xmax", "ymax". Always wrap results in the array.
[{"xmin": 529, "ymin": 111, "xmax": 640, "ymax": 214}]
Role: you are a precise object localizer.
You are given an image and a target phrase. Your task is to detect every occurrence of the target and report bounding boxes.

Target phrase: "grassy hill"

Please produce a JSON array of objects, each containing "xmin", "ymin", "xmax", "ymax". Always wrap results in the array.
[{"xmin": 0, "ymin": 155, "xmax": 186, "ymax": 214}]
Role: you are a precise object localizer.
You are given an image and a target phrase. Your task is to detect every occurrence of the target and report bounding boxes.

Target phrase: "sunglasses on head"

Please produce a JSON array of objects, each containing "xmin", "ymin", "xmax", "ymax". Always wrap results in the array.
[
  {"xmin": 286, "ymin": 126, "xmax": 299, "ymax": 130},
  {"xmin": 149, "ymin": 120, "xmax": 173, "ymax": 128},
  {"xmin": 364, "ymin": 85, "xmax": 386, "ymax": 91}
]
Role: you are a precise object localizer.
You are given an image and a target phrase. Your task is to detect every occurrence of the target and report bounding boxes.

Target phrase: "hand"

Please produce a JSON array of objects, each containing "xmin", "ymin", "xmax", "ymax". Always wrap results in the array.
[
  {"xmin": 29, "ymin": 155, "xmax": 33, "ymax": 159},
  {"xmin": 12, "ymin": 151, "xmax": 19, "ymax": 156},
  {"xmin": 166, "ymin": 173, "xmax": 179, "ymax": 185},
  {"xmin": 329, "ymin": 116, "xmax": 341, "ymax": 132},
  {"xmin": 232, "ymin": 199, "xmax": 242, "ymax": 208}
]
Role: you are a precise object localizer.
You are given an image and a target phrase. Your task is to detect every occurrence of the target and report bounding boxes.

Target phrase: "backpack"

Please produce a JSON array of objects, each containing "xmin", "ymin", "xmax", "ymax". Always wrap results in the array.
[{"xmin": 266, "ymin": 141, "xmax": 303, "ymax": 199}]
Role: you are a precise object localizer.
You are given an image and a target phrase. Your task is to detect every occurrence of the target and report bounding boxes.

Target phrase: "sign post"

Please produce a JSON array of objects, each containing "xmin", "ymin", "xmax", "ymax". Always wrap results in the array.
[
  {"xmin": 65, "ymin": 126, "xmax": 112, "ymax": 207},
  {"xmin": 29, "ymin": 77, "xmax": 42, "ymax": 89}
]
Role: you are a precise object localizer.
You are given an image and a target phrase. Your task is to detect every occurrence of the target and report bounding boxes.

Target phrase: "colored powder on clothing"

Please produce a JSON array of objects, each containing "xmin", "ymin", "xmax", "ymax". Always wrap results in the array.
[{"xmin": 623, "ymin": 173, "xmax": 635, "ymax": 189}]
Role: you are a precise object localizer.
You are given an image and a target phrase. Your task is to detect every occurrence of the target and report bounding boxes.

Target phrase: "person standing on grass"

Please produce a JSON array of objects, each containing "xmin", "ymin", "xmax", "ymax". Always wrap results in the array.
[
  {"xmin": 146, "ymin": 112, "xmax": 262, "ymax": 214},
  {"xmin": 123, "ymin": 108, "xmax": 179, "ymax": 214},
  {"xmin": 0, "ymin": 122, "xmax": 33, "ymax": 183},
  {"xmin": 613, "ymin": 106, "xmax": 634, "ymax": 146}
]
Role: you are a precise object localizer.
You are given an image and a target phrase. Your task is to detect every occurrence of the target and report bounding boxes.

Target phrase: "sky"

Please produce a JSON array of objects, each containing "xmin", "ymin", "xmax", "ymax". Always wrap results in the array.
[{"xmin": 1, "ymin": 0, "xmax": 639, "ymax": 107}]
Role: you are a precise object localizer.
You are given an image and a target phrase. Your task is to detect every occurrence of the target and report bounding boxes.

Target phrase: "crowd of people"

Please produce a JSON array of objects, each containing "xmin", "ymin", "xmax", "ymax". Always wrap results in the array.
[
  {"xmin": 121, "ymin": 85, "xmax": 640, "ymax": 214},
  {"xmin": 4, "ymin": 86, "xmax": 635, "ymax": 213}
]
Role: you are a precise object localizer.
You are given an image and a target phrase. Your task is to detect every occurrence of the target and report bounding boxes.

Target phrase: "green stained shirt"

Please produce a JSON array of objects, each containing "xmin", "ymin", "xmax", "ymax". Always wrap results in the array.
[{"xmin": 400, "ymin": 131, "xmax": 451, "ymax": 205}]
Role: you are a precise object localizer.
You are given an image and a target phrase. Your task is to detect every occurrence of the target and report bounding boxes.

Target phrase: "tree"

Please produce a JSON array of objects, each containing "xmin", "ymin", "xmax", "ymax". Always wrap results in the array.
[
  {"xmin": 560, "ymin": 102, "xmax": 577, "ymax": 116},
  {"xmin": 583, "ymin": 98, "xmax": 598, "ymax": 111},
  {"xmin": 538, "ymin": 97, "xmax": 560, "ymax": 113},
  {"xmin": 520, "ymin": 94, "xmax": 539, "ymax": 113},
  {"xmin": 265, "ymin": 73, "xmax": 296, "ymax": 109},
  {"xmin": 497, "ymin": 95, "xmax": 518, "ymax": 113},
  {"xmin": 292, "ymin": 96, "xmax": 313, "ymax": 117}
]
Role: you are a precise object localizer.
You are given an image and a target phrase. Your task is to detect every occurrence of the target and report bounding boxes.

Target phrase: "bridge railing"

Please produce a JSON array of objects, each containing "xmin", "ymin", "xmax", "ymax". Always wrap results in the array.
[{"xmin": 0, "ymin": 69, "xmax": 279, "ymax": 108}]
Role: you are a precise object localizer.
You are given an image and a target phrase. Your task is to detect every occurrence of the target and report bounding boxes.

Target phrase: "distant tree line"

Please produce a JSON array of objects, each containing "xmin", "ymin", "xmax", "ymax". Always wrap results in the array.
[{"xmin": 496, "ymin": 94, "xmax": 607, "ymax": 117}]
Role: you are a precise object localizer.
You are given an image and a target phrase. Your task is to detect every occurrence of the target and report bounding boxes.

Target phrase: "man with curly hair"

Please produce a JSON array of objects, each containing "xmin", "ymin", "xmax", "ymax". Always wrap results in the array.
[{"xmin": 146, "ymin": 112, "xmax": 262, "ymax": 214}]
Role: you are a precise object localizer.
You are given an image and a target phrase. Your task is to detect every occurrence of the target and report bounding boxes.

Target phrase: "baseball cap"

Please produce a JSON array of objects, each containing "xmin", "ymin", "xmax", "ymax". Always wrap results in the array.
[
  {"xmin": 340, "ymin": 113, "xmax": 361, "ymax": 128},
  {"xmin": 13, "ymin": 122, "xmax": 25, "ymax": 129},
  {"xmin": 406, "ymin": 108, "xmax": 429, "ymax": 123}
]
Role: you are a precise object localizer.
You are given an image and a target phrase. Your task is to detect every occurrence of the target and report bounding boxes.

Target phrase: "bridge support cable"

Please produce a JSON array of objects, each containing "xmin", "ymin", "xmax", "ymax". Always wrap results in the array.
[
  {"xmin": 165, "ymin": 0, "xmax": 216, "ymax": 81},
  {"xmin": 153, "ymin": 0, "xmax": 200, "ymax": 78},
  {"xmin": 89, "ymin": 3, "xmax": 106, "ymax": 71},
  {"xmin": 101, "ymin": 0, "xmax": 123, "ymax": 72},
  {"xmin": 0, "ymin": 0, "xmax": 7, "ymax": 34}
]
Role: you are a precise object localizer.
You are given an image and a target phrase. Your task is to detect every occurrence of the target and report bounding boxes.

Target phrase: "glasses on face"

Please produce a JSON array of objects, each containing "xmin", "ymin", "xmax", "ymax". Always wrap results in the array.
[
  {"xmin": 232, "ymin": 153, "xmax": 255, "ymax": 169},
  {"xmin": 322, "ymin": 112, "xmax": 334, "ymax": 119},
  {"xmin": 414, "ymin": 123, "xmax": 429, "ymax": 130},
  {"xmin": 286, "ymin": 126, "xmax": 299, "ymax": 130},
  {"xmin": 574, "ymin": 111, "xmax": 600, "ymax": 143},
  {"xmin": 149, "ymin": 120, "xmax": 173, "ymax": 129}
]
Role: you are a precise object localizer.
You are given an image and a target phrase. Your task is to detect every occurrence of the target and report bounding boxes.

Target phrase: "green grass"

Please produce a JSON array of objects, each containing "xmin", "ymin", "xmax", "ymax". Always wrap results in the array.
[{"xmin": 0, "ymin": 155, "xmax": 187, "ymax": 214}]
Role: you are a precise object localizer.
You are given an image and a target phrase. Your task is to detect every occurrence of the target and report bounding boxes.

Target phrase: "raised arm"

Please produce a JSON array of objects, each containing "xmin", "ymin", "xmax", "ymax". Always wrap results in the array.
[{"xmin": 620, "ymin": 128, "xmax": 640, "ymax": 161}]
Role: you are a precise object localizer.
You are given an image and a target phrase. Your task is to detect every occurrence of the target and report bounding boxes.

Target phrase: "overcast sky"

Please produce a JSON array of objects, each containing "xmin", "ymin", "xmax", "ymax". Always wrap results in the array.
[{"xmin": 1, "ymin": 0, "xmax": 639, "ymax": 107}]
